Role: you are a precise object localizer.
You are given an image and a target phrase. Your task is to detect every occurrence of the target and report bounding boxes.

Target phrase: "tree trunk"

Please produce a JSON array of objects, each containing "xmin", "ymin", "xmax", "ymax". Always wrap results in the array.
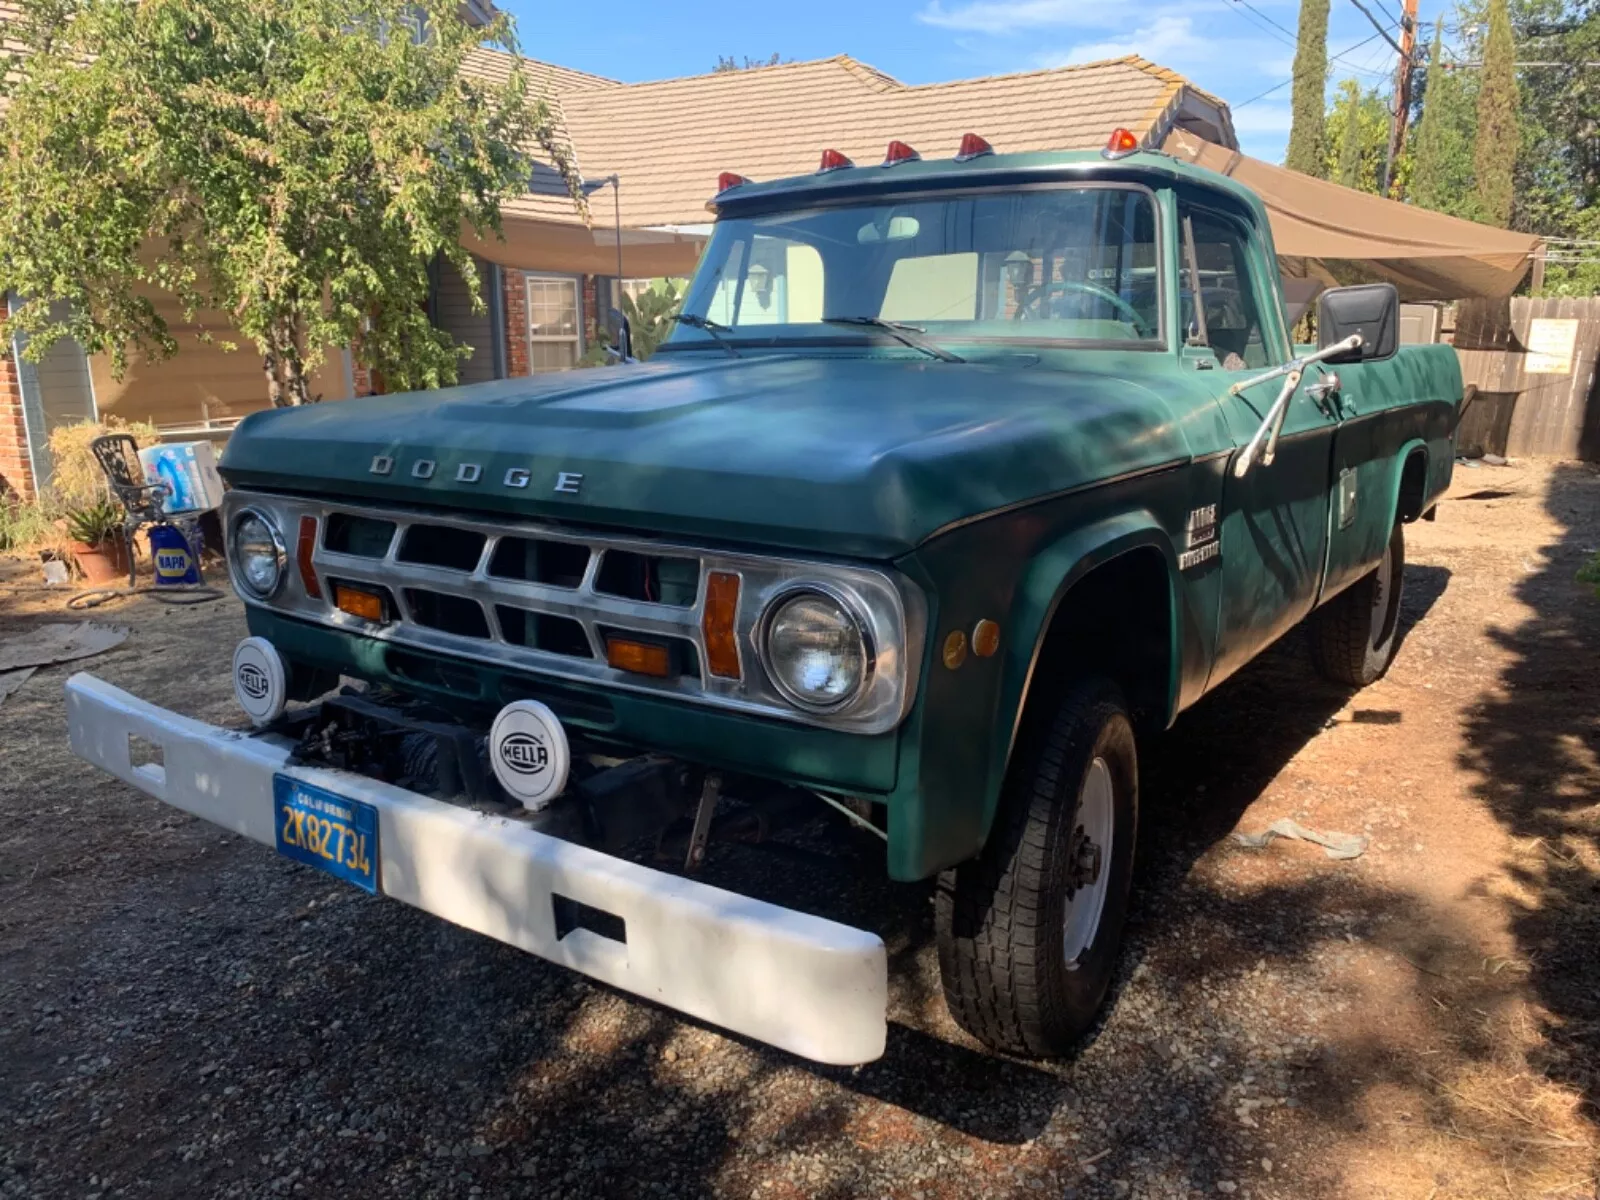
[
  {"xmin": 283, "ymin": 348, "xmax": 310, "ymax": 406},
  {"xmin": 263, "ymin": 347, "xmax": 284, "ymax": 408}
]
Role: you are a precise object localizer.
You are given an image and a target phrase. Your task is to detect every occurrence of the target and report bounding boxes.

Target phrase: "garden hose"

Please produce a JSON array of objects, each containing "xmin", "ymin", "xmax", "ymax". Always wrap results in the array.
[{"xmin": 65, "ymin": 583, "xmax": 226, "ymax": 610}]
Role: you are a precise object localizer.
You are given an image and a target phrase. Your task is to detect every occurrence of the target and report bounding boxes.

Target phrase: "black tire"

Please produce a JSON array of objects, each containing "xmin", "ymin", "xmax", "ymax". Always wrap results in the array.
[
  {"xmin": 1310, "ymin": 520, "xmax": 1406, "ymax": 687},
  {"xmin": 935, "ymin": 678, "xmax": 1139, "ymax": 1057}
]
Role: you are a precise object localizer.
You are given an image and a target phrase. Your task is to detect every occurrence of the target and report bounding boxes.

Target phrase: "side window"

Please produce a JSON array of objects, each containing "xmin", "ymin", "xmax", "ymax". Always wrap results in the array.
[
  {"xmin": 725, "ymin": 235, "xmax": 824, "ymax": 326},
  {"xmin": 880, "ymin": 252, "xmax": 979, "ymax": 322},
  {"xmin": 1180, "ymin": 208, "xmax": 1272, "ymax": 370}
]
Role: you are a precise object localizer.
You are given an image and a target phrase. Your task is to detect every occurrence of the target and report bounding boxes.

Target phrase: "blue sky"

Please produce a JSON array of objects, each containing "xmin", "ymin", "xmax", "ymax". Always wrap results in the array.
[{"xmin": 499, "ymin": 0, "xmax": 1432, "ymax": 163}]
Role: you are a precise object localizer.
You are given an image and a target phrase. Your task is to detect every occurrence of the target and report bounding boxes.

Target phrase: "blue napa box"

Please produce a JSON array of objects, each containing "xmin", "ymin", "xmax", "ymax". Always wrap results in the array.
[{"xmin": 138, "ymin": 441, "xmax": 225, "ymax": 516}]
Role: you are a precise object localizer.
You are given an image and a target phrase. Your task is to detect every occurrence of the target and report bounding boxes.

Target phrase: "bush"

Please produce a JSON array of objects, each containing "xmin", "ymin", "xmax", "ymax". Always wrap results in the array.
[
  {"xmin": 0, "ymin": 494, "xmax": 63, "ymax": 555},
  {"xmin": 45, "ymin": 417, "xmax": 159, "ymax": 509}
]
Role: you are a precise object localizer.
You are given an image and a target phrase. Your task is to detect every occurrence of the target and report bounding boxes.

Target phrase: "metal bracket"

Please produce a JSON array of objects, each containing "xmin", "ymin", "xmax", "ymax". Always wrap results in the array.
[
  {"xmin": 684, "ymin": 772, "xmax": 721, "ymax": 871},
  {"xmin": 1231, "ymin": 335, "xmax": 1362, "ymax": 479}
]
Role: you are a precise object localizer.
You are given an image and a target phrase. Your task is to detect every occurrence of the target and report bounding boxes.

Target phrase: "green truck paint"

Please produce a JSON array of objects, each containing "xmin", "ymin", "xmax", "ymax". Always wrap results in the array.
[{"xmin": 220, "ymin": 148, "xmax": 1461, "ymax": 884}]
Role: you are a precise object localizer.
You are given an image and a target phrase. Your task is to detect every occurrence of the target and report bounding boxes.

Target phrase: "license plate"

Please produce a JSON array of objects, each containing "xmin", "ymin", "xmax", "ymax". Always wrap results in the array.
[{"xmin": 272, "ymin": 775, "xmax": 379, "ymax": 894}]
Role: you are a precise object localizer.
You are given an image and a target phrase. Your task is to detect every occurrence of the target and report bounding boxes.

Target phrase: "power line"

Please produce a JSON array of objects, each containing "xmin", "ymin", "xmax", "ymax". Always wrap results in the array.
[
  {"xmin": 1346, "ymin": 0, "xmax": 1408, "ymax": 56},
  {"xmin": 1234, "ymin": 26, "xmax": 1393, "ymax": 107},
  {"xmin": 1227, "ymin": 0, "xmax": 1300, "ymax": 45}
]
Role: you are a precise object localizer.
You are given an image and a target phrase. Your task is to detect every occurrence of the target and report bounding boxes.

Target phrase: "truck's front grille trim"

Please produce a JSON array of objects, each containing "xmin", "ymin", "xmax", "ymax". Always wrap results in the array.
[{"xmin": 222, "ymin": 490, "xmax": 924, "ymax": 736}]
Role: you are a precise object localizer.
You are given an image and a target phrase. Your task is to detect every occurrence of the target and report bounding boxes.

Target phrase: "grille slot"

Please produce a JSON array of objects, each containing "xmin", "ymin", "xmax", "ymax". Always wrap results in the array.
[
  {"xmin": 404, "ymin": 589, "xmax": 491, "ymax": 639},
  {"xmin": 496, "ymin": 607, "xmax": 594, "ymax": 658},
  {"xmin": 595, "ymin": 550, "xmax": 700, "ymax": 607},
  {"xmin": 397, "ymin": 524, "xmax": 486, "ymax": 572},
  {"xmin": 324, "ymin": 514, "xmax": 395, "ymax": 558},
  {"xmin": 487, "ymin": 537, "xmax": 591, "ymax": 588}
]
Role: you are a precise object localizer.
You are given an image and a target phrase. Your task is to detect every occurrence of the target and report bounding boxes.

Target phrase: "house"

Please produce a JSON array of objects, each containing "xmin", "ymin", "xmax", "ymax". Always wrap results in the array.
[{"xmin": 0, "ymin": 30, "xmax": 1236, "ymax": 499}]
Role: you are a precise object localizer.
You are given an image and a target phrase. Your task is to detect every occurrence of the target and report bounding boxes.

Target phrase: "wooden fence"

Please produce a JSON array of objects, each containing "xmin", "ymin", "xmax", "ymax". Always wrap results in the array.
[{"xmin": 1450, "ymin": 296, "xmax": 1600, "ymax": 460}]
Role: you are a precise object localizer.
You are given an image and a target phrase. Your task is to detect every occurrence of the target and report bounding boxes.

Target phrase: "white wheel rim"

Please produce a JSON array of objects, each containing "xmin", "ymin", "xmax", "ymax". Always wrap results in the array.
[
  {"xmin": 1063, "ymin": 756, "xmax": 1115, "ymax": 969},
  {"xmin": 1369, "ymin": 540, "xmax": 1394, "ymax": 647}
]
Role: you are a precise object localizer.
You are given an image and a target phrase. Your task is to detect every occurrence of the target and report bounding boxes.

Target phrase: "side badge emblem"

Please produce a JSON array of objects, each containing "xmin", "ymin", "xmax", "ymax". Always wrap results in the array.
[{"xmin": 555, "ymin": 472, "xmax": 584, "ymax": 496}]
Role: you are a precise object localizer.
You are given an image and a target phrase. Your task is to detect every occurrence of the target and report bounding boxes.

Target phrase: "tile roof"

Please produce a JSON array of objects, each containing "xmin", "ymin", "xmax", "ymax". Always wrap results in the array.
[
  {"xmin": 541, "ymin": 54, "xmax": 1230, "ymax": 229},
  {"xmin": 461, "ymin": 45, "xmax": 620, "ymax": 95}
]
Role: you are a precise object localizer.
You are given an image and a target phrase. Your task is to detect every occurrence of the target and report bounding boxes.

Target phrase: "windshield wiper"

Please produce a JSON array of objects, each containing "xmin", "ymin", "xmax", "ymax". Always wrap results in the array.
[
  {"xmin": 670, "ymin": 312, "xmax": 741, "ymax": 357},
  {"xmin": 822, "ymin": 317, "xmax": 965, "ymax": 363}
]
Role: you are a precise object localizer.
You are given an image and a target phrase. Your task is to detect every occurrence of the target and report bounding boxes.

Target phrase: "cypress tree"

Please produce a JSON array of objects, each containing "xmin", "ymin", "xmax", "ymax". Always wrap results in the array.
[
  {"xmin": 1331, "ymin": 80, "xmax": 1368, "ymax": 189},
  {"xmin": 1286, "ymin": 0, "xmax": 1331, "ymax": 175},
  {"xmin": 1474, "ymin": 0, "xmax": 1517, "ymax": 225},
  {"xmin": 1410, "ymin": 21, "xmax": 1482, "ymax": 218}
]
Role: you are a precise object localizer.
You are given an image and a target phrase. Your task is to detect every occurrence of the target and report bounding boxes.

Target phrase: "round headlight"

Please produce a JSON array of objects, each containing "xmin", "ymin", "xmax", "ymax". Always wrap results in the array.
[
  {"xmin": 231, "ymin": 510, "xmax": 285, "ymax": 598},
  {"xmin": 763, "ymin": 590, "xmax": 870, "ymax": 710}
]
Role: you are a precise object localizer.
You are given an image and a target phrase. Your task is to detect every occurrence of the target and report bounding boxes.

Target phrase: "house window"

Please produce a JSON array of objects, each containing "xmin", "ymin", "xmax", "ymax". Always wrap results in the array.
[
  {"xmin": 525, "ymin": 275, "xmax": 582, "ymax": 372},
  {"xmin": 397, "ymin": 6, "xmax": 427, "ymax": 43}
]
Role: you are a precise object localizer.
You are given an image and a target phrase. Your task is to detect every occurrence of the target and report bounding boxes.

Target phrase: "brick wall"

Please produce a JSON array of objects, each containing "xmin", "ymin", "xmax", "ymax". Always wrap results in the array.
[
  {"xmin": 502, "ymin": 267, "xmax": 530, "ymax": 377},
  {"xmin": 582, "ymin": 275, "xmax": 599, "ymax": 349},
  {"xmin": 0, "ymin": 296, "xmax": 36, "ymax": 500}
]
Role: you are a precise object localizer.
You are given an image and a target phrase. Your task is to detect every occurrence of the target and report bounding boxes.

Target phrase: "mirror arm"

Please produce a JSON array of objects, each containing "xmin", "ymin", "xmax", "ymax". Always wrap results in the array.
[{"xmin": 1230, "ymin": 334, "xmax": 1362, "ymax": 479}]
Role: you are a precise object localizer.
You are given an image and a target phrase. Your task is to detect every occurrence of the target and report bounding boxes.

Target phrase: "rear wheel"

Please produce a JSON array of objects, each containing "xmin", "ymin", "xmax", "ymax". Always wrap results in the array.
[
  {"xmin": 936, "ymin": 678, "xmax": 1138, "ymax": 1057},
  {"xmin": 1310, "ymin": 521, "xmax": 1406, "ymax": 686}
]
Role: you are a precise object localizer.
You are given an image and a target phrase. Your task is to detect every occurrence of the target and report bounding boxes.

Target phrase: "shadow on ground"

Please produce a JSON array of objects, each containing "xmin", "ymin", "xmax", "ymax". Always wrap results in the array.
[{"xmin": 1460, "ymin": 464, "xmax": 1600, "ymax": 1125}]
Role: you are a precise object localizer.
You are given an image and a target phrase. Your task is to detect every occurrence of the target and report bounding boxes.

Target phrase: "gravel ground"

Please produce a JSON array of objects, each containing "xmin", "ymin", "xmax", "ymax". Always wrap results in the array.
[{"xmin": 2, "ymin": 462, "xmax": 1598, "ymax": 1200}]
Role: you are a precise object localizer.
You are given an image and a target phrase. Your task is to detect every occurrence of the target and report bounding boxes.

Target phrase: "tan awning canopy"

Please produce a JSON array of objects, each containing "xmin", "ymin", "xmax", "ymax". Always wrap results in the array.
[
  {"xmin": 461, "ymin": 217, "xmax": 706, "ymax": 278},
  {"xmin": 1162, "ymin": 129, "xmax": 1542, "ymax": 301}
]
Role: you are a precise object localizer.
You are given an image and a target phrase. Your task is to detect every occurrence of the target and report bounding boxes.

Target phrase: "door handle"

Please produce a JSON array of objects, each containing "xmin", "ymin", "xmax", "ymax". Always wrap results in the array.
[{"xmin": 1305, "ymin": 372, "xmax": 1341, "ymax": 417}]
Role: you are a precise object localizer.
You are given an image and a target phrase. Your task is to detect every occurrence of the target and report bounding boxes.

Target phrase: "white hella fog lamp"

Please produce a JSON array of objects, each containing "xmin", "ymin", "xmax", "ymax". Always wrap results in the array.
[
  {"xmin": 231, "ymin": 509, "xmax": 285, "ymax": 598},
  {"xmin": 763, "ymin": 590, "xmax": 871, "ymax": 710}
]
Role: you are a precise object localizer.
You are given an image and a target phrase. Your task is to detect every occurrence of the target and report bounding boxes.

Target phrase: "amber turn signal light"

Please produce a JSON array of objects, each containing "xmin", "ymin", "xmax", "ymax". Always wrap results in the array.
[
  {"xmin": 334, "ymin": 583, "xmax": 385, "ymax": 622},
  {"xmin": 1103, "ymin": 127, "xmax": 1140, "ymax": 158},
  {"xmin": 606, "ymin": 636, "xmax": 673, "ymax": 679},
  {"xmin": 296, "ymin": 516, "xmax": 322, "ymax": 600},
  {"xmin": 702, "ymin": 571, "xmax": 742, "ymax": 679}
]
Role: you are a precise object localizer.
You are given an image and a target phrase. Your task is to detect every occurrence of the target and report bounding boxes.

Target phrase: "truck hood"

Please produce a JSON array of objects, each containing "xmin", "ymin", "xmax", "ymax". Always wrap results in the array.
[{"xmin": 220, "ymin": 353, "xmax": 1193, "ymax": 559}]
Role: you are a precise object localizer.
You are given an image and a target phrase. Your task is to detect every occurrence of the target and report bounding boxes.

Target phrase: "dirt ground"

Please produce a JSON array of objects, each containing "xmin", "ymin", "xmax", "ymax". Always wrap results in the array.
[{"xmin": 2, "ymin": 461, "xmax": 1598, "ymax": 1200}]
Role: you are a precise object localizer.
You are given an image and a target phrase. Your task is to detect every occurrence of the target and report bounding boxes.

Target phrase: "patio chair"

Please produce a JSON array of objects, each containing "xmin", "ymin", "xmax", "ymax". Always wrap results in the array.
[{"xmin": 89, "ymin": 434, "xmax": 205, "ymax": 589}]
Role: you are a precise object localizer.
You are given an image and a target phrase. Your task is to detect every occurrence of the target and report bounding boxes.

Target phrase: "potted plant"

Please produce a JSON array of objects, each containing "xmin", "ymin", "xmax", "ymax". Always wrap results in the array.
[{"xmin": 64, "ymin": 499, "xmax": 128, "ymax": 584}]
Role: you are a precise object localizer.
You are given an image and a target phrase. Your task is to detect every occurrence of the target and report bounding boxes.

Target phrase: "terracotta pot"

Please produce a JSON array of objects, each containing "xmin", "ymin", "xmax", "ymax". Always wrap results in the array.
[{"xmin": 70, "ymin": 537, "xmax": 130, "ymax": 585}]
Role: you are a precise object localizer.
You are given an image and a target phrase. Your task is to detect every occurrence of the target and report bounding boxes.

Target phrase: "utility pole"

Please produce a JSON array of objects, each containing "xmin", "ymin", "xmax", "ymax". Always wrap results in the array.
[{"xmin": 1380, "ymin": 0, "xmax": 1420, "ymax": 197}]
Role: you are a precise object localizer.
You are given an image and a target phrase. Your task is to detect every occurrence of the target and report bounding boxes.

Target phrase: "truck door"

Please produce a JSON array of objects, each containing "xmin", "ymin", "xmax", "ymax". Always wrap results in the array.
[{"xmin": 1177, "ymin": 205, "xmax": 1338, "ymax": 689}]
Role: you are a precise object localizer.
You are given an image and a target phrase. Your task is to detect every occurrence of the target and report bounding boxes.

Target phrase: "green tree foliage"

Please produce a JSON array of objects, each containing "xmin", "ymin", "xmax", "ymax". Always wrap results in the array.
[
  {"xmin": 0, "ymin": 0, "xmax": 580, "ymax": 405},
  {"xmin": 1324, "ymin": 79, "xmax": 1391, "ymax": 192},
  {"xmin": 1287, "ymin": 0, "xmax": 1332, "ymax": 176},
  {"xmin": 1409, "ymin": 19, "xmax": 1484, "ymax": 219},
  {"xmin": 1474, "ymin": 0, "xmax": 1519, "ymax": 224},
  {"xmin": 1513, "ymin": 0, "xmax": 1600, "ymax": 294},
  {"xmin": 713, "ymin": 53, "xmax": 788, "ymax": 72}
]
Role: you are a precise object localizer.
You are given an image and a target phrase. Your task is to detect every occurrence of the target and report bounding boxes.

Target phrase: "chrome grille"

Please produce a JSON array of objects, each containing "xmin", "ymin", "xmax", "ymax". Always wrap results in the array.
[{"xmin": 221, "ymin": 491, "xmax": 924, "ymax": 735}]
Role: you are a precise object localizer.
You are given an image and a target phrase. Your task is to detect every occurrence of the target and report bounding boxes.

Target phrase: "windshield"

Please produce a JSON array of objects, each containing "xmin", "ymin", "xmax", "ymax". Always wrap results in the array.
[{"xmin": 669, "ymin": 185, "xmax": 1162, "ymax": 351}]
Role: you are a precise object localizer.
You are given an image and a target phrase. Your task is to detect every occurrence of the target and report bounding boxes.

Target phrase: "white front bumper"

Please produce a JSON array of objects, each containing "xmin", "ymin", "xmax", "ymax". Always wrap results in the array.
[{"xmin": 65, "ymin": 673, "xmax": 888, "ymax": 1065}]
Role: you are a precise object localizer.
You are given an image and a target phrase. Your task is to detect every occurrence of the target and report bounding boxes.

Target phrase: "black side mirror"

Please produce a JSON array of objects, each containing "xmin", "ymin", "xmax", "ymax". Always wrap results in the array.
[
  {"xmin": 606, "ymin": 306, "xmax": 634, "ymax": 364},
  {"xmin": 1317, "ymin": 283, "xmax": 1399, "ymax": 363}
]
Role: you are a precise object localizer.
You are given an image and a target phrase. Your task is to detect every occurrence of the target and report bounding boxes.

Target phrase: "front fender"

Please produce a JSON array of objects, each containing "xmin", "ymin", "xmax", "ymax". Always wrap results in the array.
[
  {"xmin": 885, "ymin": 504, "xmax": 1183, "ymax": 881},
  {"xmin": 984, "ymin": 513, "xmax": 1181, "ymax": 833}
]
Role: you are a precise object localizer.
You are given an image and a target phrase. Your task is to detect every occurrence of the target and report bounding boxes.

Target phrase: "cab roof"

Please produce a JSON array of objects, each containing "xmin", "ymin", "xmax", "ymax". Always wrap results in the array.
[{"xmin": 706, "ymin": 146, "xmax": 1270, "ymax": 229}]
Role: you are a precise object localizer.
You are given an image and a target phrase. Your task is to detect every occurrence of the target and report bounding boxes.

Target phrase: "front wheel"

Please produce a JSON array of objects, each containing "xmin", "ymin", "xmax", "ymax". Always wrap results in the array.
[
  {"xmin": 936, "ymin": 678, "xmax": 1138, "ymax": 1057},
  {"xmin": 1310, "ymin": 520, "xmax": 1406, "ymax": 687}
]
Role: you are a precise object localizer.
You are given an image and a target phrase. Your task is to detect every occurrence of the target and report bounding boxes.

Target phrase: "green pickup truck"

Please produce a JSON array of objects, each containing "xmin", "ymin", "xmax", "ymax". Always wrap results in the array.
[{"xmin": 66, "ymin": 131, "xmax": 1461, "ymax": 1066}]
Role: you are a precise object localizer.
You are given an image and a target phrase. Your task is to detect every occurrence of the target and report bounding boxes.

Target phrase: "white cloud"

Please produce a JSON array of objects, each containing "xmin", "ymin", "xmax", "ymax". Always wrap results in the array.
[
  {"xmin": 918, "ymin": 0, "xmax": 1098, "ymax": 34},
  {"xmin": 1039, "ymin": 14, "xmax": 1206, "ymax": 67}
]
